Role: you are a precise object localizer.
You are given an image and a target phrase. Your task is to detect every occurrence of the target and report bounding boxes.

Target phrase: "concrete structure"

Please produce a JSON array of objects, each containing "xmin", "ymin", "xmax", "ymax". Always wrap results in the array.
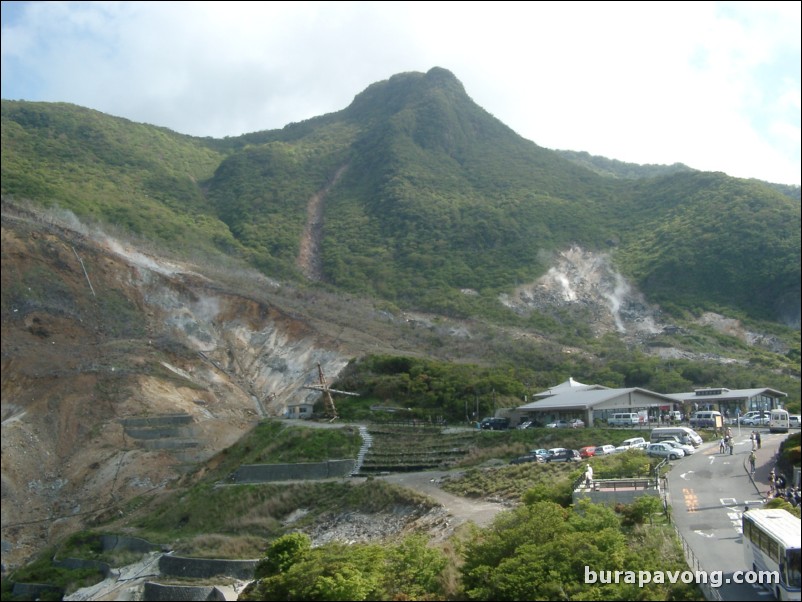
[
  {"xmin": 143, "ymin": 582, "xmax": 227, "ymax": 601},
  {"xmin": 514, "ymin": 379, "xmax": 678, "ymax": 427},
  {"xmin": 230, "ymin": 459, "xmax": 355, "ymax": 483},
  {"xmin": 286, "ymin": 402, "xmax": 315, "ymax": 419},
  {"xmin": 573, "ymin": 477, "xmax": 662, "ymax": 506},
  {"xmin": 159, "ymin": 555, "xmax": 257, "ymax": 580},
  {"xmin": 664, "ymin": 387, "xmax": 788, "ymax": 422}
]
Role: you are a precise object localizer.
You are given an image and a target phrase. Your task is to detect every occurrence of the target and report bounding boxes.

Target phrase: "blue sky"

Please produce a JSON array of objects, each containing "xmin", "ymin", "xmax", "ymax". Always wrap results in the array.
[{"xmin": 2, "ymin": 1, "xmax": 800, "ymax": 185}]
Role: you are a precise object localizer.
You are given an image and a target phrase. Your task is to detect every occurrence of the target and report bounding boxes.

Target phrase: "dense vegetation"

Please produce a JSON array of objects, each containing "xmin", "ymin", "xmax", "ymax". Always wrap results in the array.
[
  {"xmin": 336, "ymin": 353, "xmax": 800, "ymax": 420},
  {"xmin": 2, "ymin": 68, "xmax": 799, "ymax": 323}
]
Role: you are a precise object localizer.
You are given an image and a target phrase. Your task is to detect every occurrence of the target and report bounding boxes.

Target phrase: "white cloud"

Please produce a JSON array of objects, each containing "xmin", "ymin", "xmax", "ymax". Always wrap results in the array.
[{"xmin": 1, "ymin": 0, "xmax": 799, "ymax": 184}]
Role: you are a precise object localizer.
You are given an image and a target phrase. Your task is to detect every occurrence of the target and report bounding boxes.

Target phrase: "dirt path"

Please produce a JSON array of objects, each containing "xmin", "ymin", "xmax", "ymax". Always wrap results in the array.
[
  {"xmin": 376, "ymin": 470, "xmax": 509, "ymax": 528},
  {"xmin": 297, "ymin": 164, "xmax": 349, "ymax": 281}
]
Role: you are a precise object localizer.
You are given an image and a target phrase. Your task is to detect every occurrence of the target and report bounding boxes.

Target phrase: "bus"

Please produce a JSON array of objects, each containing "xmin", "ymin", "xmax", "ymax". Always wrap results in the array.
[
  {"xmin": 742, "ymin": 508, "xmax": 801, "ymax": 601},
  {"xmin": 770, "ymin": 409, "xmax": 791, "ymax": 433}
]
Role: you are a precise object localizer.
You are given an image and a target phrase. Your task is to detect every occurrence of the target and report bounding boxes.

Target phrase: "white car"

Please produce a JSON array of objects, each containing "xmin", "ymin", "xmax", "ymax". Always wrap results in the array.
[
  {"xmin": 594, "ymin": 445, "xmax": 617, "ymax": 456},
  {"xmin": 742, "ymin": 412, "xmax": 771, "ymax": 426},
  {"xmin": 615, "ymin": 437, "xmax": 648, "ymax": 452},
  {"xmin": 788, "ymin": 415, "xmax": 800, "ymax": 429},
  {"xmin": 738, "ymin": 411, "xmax": 761, "ymax": 425},
  {"xmin": 662, "ymin": 439, "xmax": 695, "ymax": 455},
  {"xmin": 646, "ymin": 442, "xmax": 685, "ymax": 460}
]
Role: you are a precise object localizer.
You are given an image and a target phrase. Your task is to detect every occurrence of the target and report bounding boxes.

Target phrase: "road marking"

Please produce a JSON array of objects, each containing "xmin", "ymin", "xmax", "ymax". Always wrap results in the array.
[
  {"xmin": 680, "ymin": 471, "xmax": 694, "ymax": 480},
  {"xmin": 694, "ymin": 530, "xmax": 715, "ymax": 538},
  {"xmin": 683, "ymin": 487, "xmax": 698, "ymax": 512},
  {"xmin": 720, "ymin": 498, "xmax": 737, "ymax": 506}
]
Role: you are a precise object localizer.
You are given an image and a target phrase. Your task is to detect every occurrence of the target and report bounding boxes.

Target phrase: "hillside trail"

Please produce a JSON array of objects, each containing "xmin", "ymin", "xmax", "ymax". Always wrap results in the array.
[
  {"xmin": 297, "ymin": 163, "xmax": 349, "ymax": 281},
  {"xmin": 375, "ymin": 469, "xmax": 509, "ymax": 529}
]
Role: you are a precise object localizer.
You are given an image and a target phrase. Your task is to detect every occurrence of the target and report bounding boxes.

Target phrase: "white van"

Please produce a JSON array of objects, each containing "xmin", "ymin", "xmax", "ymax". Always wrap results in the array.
[
  {"xmin": 608, "ymin": 412, "xmax": 640, "ymax": 427},
  {"xmin": 769, "ymin": 409, "xmax": 790, "ymax": 433},
  {"xmin": 650, "ymin": 426, "xmax": 703, "ymax": 447},
  {"xmin": 689, "ymin": 411, "xmax": 723, "ymax": 429}
]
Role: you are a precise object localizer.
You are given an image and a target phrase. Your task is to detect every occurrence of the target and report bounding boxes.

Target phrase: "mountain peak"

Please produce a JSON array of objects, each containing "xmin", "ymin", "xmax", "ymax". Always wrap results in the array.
[{"xmin": 344, "ymin": 67, "xmax": 468, "ymax": 121}]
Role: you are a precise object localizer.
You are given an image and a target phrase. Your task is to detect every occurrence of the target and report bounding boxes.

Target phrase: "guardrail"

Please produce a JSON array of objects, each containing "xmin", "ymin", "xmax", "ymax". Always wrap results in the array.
[{"xmin": 670, "ymin": 523, "xmax": 723, "ymax": 601}]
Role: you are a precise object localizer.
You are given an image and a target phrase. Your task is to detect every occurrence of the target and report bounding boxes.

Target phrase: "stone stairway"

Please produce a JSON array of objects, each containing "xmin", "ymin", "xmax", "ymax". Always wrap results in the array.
[{"xmin": 351, "ymin": 425, "xmax": 373, "ymax": 476}]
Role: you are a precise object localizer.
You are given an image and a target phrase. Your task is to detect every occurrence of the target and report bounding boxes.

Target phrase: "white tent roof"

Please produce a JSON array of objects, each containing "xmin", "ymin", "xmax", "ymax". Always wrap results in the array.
[{"xmin": 533, "ymin": 377, "xmax": 608, "ymax": 399}]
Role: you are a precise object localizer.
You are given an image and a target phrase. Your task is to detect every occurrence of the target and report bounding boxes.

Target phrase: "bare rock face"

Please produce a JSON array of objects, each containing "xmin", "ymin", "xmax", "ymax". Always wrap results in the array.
[
  {"xmin": 499, "ymin": 246, "xmax": 665, "ymax": 338},
  {"xmin": 1, "ymin": 212, "xmax": 351, "ymax": 570}
]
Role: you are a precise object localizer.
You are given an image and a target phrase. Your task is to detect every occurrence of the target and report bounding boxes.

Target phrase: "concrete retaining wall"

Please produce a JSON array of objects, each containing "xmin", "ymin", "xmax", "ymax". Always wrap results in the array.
[
  {"xmin": 139, "ymin": 439, "xmax": 199, "ymax": 449},
  {"xmin": 143, "ymin": 582, "xmax": 226, "ymax": 601},
  {"xmin": 121, "ymin": 414, "xmax": 193, "ymax": 428},
  {"xmin": 159, "ymin": 554, "xmax": 257, "ymax": 579},
  {"xmin": 124, "ymin": 426, "xmax": 194, "ymax": 440},
  {"xmin": 11, "ymin": 582, "xmax": 63, "ymax": 599},
  {"xmin": 231, "ymin": 459, "xmax": 355, "ymax": 482}
]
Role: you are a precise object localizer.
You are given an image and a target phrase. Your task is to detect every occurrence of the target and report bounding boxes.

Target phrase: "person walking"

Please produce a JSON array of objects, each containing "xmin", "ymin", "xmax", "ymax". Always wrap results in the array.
[
  {"xmin": 749, "ymin": 450, "xmax": 756, "ymax": 475},
  {"xmin": 584, "ymin": 463, "xmax": 594, "ymax": 488},
  {"xmin": 750, "ymin": 431, "xmax": 757, "ymax": 451},
  {"xmin": 719, "ymin": 437, "xmax": 726, "ymax": 454},
  {"xmin": 756, "ymin": 431, "xmax": 762, "ymax": 449}
]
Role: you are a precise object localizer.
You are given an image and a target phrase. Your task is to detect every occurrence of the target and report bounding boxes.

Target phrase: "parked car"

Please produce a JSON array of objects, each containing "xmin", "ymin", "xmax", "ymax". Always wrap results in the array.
[
  {"xmin": 517, "ymin": 419, "xmax": 542, "ymax": 429},
  {"xmin": 545, "ymin": 448, "xmax": 581, "ymax": 462},
  {"xmin": 579, "ymin": 446, "xmax": 597, "ymax": 458},
  {"xmin": 545, "ymin": 420, "xmax": 570, "ymax": 428},
  {"xmin": 530, "ymin": 448, "xmax": 551, "ymax": 460},
  {"xmin": 509, "ymin": 454, "xmax": 544, "ymax": 465},
  {"xmin": 738, "ymin": 411, "xmax": 762, "ymax": 425},
  {"xmin": 479, "ymin": 417, "xmax": 510, "ymax": 430},
  {"xmin": 742, "ymin": 414, "xmax": 770, "ymax": 426},
  {"xmin": 568, "ymin": 418, "xmax": 585, "ymax": 428},
  {"xmin": 646, "ymin": 442, "xmax": 685, "ymax": 460},
  {"xmin": 594, "ymin": 444, "xmax": 617, "ymax": 456},
  {"xmin": 661, "ymin": 438, "xmax": 695, "ymax": 455},
  {"xmin": 790, "ymin": 415, "xmax": 801, "ymax": 429},
  {"xmin": 615, "ymin": 437, "xmax": 648, "ymax": 452}
]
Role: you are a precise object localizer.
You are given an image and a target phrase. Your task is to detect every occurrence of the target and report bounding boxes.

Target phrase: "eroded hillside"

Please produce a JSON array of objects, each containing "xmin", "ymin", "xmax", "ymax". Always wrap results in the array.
[
  {"xmin": 1, "ymin": 202, "xmax": 796, "ymax": 572},
  {"xmin": 0, "ymin": 206, "xmax": 363, "ymax": 569}
]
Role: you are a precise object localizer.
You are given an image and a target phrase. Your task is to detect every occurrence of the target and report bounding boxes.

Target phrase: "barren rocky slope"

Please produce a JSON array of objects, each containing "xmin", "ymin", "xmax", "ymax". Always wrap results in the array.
[{"xmin": 0, "ymin": 203, "xmax": 790, "ymax": 572}]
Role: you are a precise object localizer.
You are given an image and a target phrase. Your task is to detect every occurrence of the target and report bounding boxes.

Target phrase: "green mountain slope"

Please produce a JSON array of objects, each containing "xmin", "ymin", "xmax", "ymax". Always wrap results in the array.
[
  {"xmin": 2, "ymin": 68, "xmax": 799, "ymax": 324},
  {"xmin": 0, "ymin": 101, "xmax": 240, "ymax": 255}
]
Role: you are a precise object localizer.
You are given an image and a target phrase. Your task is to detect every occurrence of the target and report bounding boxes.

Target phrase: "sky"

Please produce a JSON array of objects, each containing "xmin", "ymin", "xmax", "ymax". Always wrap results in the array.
[{"xmin": 1, "ymin": 1, "xmax": 800, "ymax": 185}]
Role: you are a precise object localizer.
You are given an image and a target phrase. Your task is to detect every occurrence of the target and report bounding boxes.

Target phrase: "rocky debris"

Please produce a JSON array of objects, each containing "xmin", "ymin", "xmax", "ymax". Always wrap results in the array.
[{"xmin": 305, "ymin": 505, "xmax": 453, "ymax": 546}]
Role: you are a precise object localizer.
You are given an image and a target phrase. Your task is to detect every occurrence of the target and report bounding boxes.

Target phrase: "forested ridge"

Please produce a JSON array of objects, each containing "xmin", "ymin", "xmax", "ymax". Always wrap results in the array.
[{"xmin": 2, "ymin": 67, "xmax": 798, "ymax": 324}]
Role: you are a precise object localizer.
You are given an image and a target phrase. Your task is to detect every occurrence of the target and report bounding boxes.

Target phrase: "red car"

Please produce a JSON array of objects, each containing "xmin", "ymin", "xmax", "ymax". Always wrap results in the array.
[{"xmin": 579, "ymin": 446, "xmax": 597, "ymax": 458}]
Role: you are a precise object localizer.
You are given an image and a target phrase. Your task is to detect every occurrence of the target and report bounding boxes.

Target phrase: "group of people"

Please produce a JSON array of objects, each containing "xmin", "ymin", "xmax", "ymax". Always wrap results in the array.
[
  {"xmin": 749, "ymin": 430, "xmax": 762, "ymax": 450},
  {"xmin": 718, "ymin": 427, "xmax": 735, "ymax": 455},
  {"xmin": 768, "ymin": 468, "xmax": 801, "ymax": 507}
]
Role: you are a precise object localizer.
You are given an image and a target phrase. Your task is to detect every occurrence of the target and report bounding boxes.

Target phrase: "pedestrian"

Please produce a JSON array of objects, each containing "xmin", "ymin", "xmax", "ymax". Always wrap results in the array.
[
  {"xmin": 729, "ymin": 437, "xmax": 734, "ymax": 455},
  {"xmin": 750, "ymin": 431, "xmax": 757, "ymax": 451},
  {"xmin": 585, "ymin": 463, "xmax": 594, "ymax": 488},
  {"xmin": 719, "ymin": 437, "xmax": 726, "ymax": 454},
  {"xmin": 749, "ymin": 450, "xmax": 756, "ymax": 475},
  {"xmin": 769, "ymin": 468, "xmax": 776, "ymax": 496},
  {"xmin": 756, "ymin": 431, "xmax": 761, "ymax": 449}
]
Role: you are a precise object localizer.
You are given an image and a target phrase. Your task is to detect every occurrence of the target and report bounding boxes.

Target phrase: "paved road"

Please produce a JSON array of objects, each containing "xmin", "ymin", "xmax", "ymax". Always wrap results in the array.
[{"xmin": 666, "ymin": 427, "xmax": 791, "ymax": 601}]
